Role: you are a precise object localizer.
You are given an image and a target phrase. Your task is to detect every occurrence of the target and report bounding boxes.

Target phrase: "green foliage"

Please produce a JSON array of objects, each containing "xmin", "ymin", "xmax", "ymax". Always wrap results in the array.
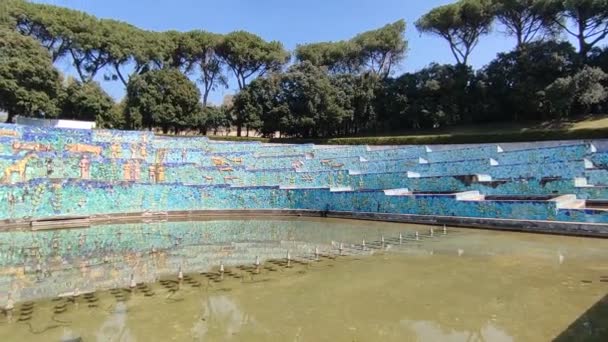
[
  {"xmin": 203, "ymin": 106, "xmax": 232, "ymax": 135},
  {"xmin": 0, "ymin": 0, "xmax": 19, "ymax": 30},
  {"xmin": 377, "ymin": 63, "xmax": 477, "ymax": 130},
  {"xmin": 183, "ymin": 31, "xmax": 228, "ymax": 106},
  {"xmin": 416, "ymin": 0, "xmax": 494, "ymax": 65},
  {"xmin": 208, "ymin": 135, "xmax": 269, "ymax": 142},
  {"xmin": 216, "ymin": 30, "xmax": 289, "ymax": 136},
  {"xmin": 1, "ymin": 0, "xmax": 607, "ymax": 139},
  {"xmin": 0, "ymin": 28, "xmax": 62, "ymax": 122},
  {"xmin": 331, "ymin": 73, "xmax": 381, "ymax": 134},
  {"xmin": 233, "ymin": 62, "xmax": 349, "ymax": 138},
  {"xmin": 352, "ymin": 20, "xmax": 408, "ymax": 76},
  {"xmin": 537, "ymin": 0, "xmax": 608, "ymax": 58},
  {"xmin": 589, "ymin": 46, "xmax": 608, "ymax": 71},
  {"xmin": 296, "ymin": 20, "xmax": 407, "ymax": 77},
  {"xmin": 295, "ymin": 41, "xmax": 363, "ymax": 74},
  {"xmin": 492, "ymin": 0, "xmax": 558, "ymax": 45},
  {"xmin": 12, "ymin": 1, "xmax": 109, "ymax": 81},
  {"xmin": 217, "ymin": 31, "xmax": 290, "ymax": 89},
  {"xmin": 185, "ymin": 105, "xmax": 232, "ymax": 135},
  {"xmin": 544, "ymin": 66, "xmax": 608, "ymax": 116},
  {"xmin": 60, "ymin": 79, "xmax": 115, "ymax": 125},
  {"xmin": 102, "ymin": 19, "xmax": 151, "ymax": 85},
  {"xmin": 481, "ymin": 41, "xmax": 580, "ymax": 121},
  {"xmin": 207, "ymin": 127, "xmax": 608, "ymax": 145},
  {"xmin": 299, "ymin": 128, "xmax": 608, "ymax": 145},
  {"xmin": 10, "ymin": 1, "xmax": 76, "ymax": 62},
  {"xmin": 232, "ymin": 75, "xmax": 276, "ymax": 136},
  {"xmin": 104, "ymin": 100, "xmax": 126, "ymax": 129},
  {"xmin": 124, "ymin": 68, "xmax": 203, "ymax": 133}
]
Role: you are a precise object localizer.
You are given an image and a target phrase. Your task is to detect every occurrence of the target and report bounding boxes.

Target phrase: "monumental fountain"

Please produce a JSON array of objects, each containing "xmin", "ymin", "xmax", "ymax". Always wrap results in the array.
[{"xmin": 0, "ymin": 123, "xmax": 607, "ymax": 341}]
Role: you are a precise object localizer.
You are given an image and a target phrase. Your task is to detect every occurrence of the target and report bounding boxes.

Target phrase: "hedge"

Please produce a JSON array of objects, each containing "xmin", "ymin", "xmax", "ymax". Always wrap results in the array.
[{"xmin": 207, "ymin": 128, "xmax": 608, "ymax": 145}]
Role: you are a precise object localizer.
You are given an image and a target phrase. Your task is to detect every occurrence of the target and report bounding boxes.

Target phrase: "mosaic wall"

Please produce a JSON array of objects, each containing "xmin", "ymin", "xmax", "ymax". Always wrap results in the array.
[{"xmin": 1, "ymin": 123, "xmax": 608, "ymax": 224}]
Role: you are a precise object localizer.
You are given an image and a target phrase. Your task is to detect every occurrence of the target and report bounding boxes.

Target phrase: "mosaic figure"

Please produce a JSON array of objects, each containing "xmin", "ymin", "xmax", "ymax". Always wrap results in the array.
[
  {"xmin": 148, "ymin": 165, "xmax": 157, "ymax": 183},
  {"xmin": 7, "ymin": 191, "xmax": 15, "ymax": 213},
  {"xmin": 129, "ymin": 144, "xmax": 138, "ymax": 159},
  {"xmin": 147, "ymin": 164, "xmax": 165, "ymax": 183},
  {"xmin": 140, "ymin": 144, "xmax": 148, "ymax": 159},
  {"xmin": 123, "ymin": 160, "xmax": 133, "ymax": 181},
  {"xmin": 110, "ymin": 143, "xmax": 122, "ymax": 159},
  {"xmin": 46, "ymin": 158, "xmax": 54, "ymax": 176},
  {"xmin": 156, "ymin": 149, "xmax": 167, "ymax": 164},
  {"xmin": 182, "ymin": 148, "xmax": 187, "ymax": 162},
  {"xmin": 132, "ymin": 160, "xmax": 141, "ymax": 181},
  {"xmin": 0, "ymin": 128, "xmax": 18, "ymax": 137},
  {"xmin": 212, "ymin": 157, "xmax": 229, "ymax": 166},
  {"xmin": 156, "ymin": 165, "xmax": 165, "ymax": 182},
  {"xmin": 1, "ymin": 153, "xmax": 36, "ymax": 183},
  {"xmin": 65, "ymin": 143, "xmax": 102, "ymax": 156},
  {"xmin": 12, "ymin": 141, "xmax": 51, "ymax": 152},
  {"xmin": 79, "ymin": 155, "xmax": 91, "ymax": 180}
]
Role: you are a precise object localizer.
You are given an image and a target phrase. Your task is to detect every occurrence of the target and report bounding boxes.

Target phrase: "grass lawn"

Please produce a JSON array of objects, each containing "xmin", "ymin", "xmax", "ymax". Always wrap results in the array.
[{"xmin": 207, "ymin": 115, "xmax": 608, "ymax": 145}]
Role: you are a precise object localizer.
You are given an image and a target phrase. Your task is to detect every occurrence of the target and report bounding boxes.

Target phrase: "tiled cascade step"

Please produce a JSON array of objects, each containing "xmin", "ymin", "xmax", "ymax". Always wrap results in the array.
[
  {"xmin": 380, "ymin": 188, "xmax": 591, "ymax": 211},
  {"xmin": 1, "ymin": 123, "xmax": 608, "ymax": 225},
  {"xmin": 551, "ymin": 195, "xmax": 587, "ymax": 209}
]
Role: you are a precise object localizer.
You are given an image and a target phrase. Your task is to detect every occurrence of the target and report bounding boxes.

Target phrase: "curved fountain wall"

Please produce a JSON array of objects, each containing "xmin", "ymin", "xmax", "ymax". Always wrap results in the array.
[{"xmin": 1, "ymin": 123, "xmax": 608, "ymax": 231}]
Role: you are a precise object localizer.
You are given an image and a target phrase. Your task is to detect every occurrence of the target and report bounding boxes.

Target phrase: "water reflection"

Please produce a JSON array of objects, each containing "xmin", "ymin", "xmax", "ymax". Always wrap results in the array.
[
  {"xmin": 401, "ymin": 320, "xmax": 513, "ymax": 342},
  {"xmin": 96, "ymin": 302, "xmax": 135, "ymax": 342},
  {"xmin": 2, "ymin": 219, "xmax": 402, "ymax": 302},
  {"xmin": 0, "ymin": 219, "xmax": 607, "ymax": 341},
  {"xmin": 194, "ymin": 296, "xmax": 248, "ymax": 339}
]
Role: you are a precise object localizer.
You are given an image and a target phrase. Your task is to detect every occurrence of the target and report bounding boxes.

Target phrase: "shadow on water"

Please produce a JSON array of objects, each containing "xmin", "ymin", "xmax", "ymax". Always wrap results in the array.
[{"xmin": 554, "ymin": 292, "xmax": 608, "ymax": 342}]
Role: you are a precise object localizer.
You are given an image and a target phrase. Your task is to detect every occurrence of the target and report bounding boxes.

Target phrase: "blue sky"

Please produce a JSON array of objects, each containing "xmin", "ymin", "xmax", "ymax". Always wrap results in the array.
[{"xmin": 35, "ymin": 0, "xmax": 548, "ymax": 104}]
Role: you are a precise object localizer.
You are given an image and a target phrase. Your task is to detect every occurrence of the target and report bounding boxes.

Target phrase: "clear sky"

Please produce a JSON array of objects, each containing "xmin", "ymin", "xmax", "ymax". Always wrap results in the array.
[{"xmin": 35, "ymin": 0, "xmax": 537, "ymax": 104}]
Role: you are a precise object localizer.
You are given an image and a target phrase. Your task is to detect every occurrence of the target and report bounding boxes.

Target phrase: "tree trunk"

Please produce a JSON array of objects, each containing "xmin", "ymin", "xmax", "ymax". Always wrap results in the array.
[
  {"xmin": 578, "ymin": 18, "xmax": 589, "ymax": 61},
  {"xmin": 114, "ymin": 64, "xmax": 128, "ymax": 87},
  {"xmin": 202, "ymin": 91, "xmax": 209, "ymax": 107},
  {"xmin": 579, "ymin": 41, "xmax": 589, "ymax": 61},
  {"xmin": 236, "ymin": 124, "xmax": 242, "ymax": 137},
  {"xmin": 5, "ymin": 111, "xmax": 14, "ymax": 123}
]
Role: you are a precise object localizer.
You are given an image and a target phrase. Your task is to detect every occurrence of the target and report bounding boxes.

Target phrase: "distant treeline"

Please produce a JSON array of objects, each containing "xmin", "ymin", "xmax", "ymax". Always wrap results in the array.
[{"xmin": 1, "ymin": 0, "xmax": 607, "ymax": 137}]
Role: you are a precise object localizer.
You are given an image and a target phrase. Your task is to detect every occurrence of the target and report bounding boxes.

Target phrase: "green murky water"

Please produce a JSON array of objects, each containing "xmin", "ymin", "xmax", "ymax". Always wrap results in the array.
[{"xmin": 0, "ymin": 218, "xmax": 607, "ymax": 341}]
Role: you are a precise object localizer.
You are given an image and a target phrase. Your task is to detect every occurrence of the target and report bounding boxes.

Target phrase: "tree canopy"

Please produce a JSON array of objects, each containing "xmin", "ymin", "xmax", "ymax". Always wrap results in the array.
[
  {"xmin": 537, "ymin": 0, "xmax": 608, "ymax": 59},
  {"xmin": 296, "ymin": 19, "xmax": 407, "ymax": 77},
  {"xmin": 234, "ymin": 62, "xmax": 348, "ymax": 138},
  {"xmin": 217, "ymin": 31, "xmax": 289, "ymax": 90},
  {"xmin": 0, "ymin": 28, "xmax": 62, "ymax": 123},
  {"xmin": 60, "ymin": 79, "xmax": 115, "ymax": 125},
  {"xmin": 492, "ymin": 0, "xmax": 558, "ymax": 46},
  {"xmin": 481, "ymin": 41, "xmax": 580, "ymax": 121},
  {"xmin": 416, "ymin": 0, "xmax": 494, "ymax": 65},
  {"xmin": 124, "ymin": 68, "xmax": 203, "ymax": 133},
  {"xmin": 1, "ymin": 0, "xmax": 607, "ymax": 138}
]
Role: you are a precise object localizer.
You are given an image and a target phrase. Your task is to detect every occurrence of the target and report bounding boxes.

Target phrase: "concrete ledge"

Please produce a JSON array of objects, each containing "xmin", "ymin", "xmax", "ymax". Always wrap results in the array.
[
  {"xmin": 323, "ymin": 211, "xmax": 608, "ymax": 238},
  {"xmin": 2, "ymin": 210, "xmax": 607, "ymax": 238},
  {"xmin": 31, "ymin": 216, "xmax": 90, "ymax": 230}
]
